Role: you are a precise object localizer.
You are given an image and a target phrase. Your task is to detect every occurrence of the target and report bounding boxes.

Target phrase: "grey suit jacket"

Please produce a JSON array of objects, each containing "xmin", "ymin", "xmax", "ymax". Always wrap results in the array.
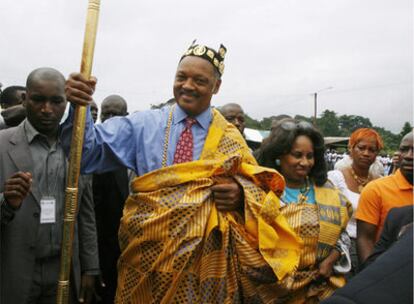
[{"xmin": 0, "ymin": 123, "xmax": 99, "ymax": 304}]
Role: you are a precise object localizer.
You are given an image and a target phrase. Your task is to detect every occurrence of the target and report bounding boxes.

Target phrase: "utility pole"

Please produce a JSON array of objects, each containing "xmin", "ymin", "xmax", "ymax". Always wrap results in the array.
[
  {"xmin": 313, "ymin": 92, "xmax": 317, "ymax": 126},
  {"xmin": 312, "ymin": 87, "xmax": 333, "ymax": 127}
]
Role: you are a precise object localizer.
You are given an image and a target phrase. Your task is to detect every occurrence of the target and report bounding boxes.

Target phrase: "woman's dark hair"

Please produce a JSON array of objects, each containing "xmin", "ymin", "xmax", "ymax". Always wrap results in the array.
[{"xmin": 254, "ymin": 118, "xmax": 327, "ymax": 186}]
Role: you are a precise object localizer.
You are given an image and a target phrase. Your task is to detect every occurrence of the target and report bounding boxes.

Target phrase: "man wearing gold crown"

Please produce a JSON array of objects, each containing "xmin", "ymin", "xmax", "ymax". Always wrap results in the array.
[{"xmin": 62, "ymin": 42, "xmax": 302, "ymax": 303}]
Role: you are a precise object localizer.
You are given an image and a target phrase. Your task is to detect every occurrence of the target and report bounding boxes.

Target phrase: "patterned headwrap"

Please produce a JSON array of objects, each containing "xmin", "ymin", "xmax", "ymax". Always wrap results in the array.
[{"xmin": 180, "ymin": 40, "xmax": 227, "ymax": 76}]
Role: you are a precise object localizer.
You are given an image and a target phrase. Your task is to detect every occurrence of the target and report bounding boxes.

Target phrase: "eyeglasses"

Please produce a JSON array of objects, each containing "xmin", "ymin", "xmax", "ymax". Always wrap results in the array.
[{"xmin": 279, "ymin": 120, "xmax": 314, "ymax": 131}]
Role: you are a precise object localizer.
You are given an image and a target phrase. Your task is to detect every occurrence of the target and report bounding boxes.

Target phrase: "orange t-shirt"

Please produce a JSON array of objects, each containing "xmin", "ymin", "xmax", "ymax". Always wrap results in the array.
[{"xmin": 356, "ymin": 169, "xmax": 413, "ymax": 240}]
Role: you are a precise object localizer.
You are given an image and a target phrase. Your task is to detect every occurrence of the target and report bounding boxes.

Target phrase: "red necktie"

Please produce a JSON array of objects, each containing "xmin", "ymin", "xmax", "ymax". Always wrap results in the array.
[{"xmin": 173, "ymin": 117, "xmax": 197, "ymax": 164}]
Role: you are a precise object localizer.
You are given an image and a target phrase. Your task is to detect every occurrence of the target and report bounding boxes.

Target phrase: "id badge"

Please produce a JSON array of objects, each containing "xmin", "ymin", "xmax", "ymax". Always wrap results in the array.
[{"xmin": 40, "ymin": 196, "xmax": 56, "ymax": 224}]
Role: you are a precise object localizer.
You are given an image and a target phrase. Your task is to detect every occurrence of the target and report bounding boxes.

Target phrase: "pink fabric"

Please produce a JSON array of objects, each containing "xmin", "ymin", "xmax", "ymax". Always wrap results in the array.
[{"xmin": 173, "ymin": 118, "xmax": 197, "ymax": 164}]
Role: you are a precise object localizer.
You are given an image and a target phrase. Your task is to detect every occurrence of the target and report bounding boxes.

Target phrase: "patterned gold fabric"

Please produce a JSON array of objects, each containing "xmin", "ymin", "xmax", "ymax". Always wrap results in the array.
[
  {"xmin": 275, "ymin": 185, "xmax": 352, "ymax": 304},
  {"xmin": 115, "ymin": 109, "xmax": 303, "ymax": 303}
]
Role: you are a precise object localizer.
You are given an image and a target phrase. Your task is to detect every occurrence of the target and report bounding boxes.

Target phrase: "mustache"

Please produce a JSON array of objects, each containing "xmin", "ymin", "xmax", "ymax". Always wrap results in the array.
[{"xmin": 180, "ymin": 89, "xmax": 199, "ymax": 98}]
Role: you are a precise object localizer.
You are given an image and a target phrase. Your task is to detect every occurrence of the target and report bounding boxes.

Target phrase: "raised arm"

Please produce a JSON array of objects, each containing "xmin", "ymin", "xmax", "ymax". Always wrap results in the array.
[{"xmin": 60, "ymin": 73, "xmax": 138, "ymax": 174}]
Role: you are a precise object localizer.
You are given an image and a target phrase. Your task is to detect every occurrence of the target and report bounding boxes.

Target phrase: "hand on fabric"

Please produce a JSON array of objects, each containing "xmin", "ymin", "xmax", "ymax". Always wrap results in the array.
[
  {"xmin": 4, "ymin": 171, "xmax": 32, "ymax": 209},
  {"xmin": 79, "ymin": 274, "xmax": 96, "ymax": 303},
  {"xmin": 211, "ymin": 177, "xmax": 244, "ymax": 212},
  {"xmin": 317, "ymin": 249, "xmax": 341, "ymax": 279},
  {"xmin": 65, "ymin": 72, "xmax": 97, "ymax": 106}
]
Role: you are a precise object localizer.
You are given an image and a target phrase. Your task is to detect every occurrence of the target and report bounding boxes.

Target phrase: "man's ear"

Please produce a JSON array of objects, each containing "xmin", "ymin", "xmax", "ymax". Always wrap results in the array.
[
  {"xmin": 19, "ymin": 92, "xmax": 26, "ymax": 103},
  {"xmin": 22, "ymin": 93, "xmax": 27, "ymax": 108},
  {"xmin": 212, "ymin": 79, "xmax": 222, "ymax": 95}
]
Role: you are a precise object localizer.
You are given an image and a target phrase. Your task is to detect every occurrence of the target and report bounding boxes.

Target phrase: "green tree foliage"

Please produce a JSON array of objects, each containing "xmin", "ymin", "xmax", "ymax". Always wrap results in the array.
[
  {"xmin": 316, "ymin": 110, "xmax": 341, "ymax": 136},
  {"xmin": 399, "ymin": 121, "xmax": 413, "ymax": 139},
  {"xmin": 373, "ymin": 127, "xmax": 399, "ymax": 153},
  {"xmin": 259, "ymin": 116, "xmax": 277, "ymax": 130},
  {"xmin": 245, "ymin": 114, "xmax": 292, "ymax": 130},
  {"xmin": 244, "ymin": 113, "xmax": 262, "ymax": 129},
  {"xmin": 338, "ymin": 114, "xmax": 372, "ymax": 135}
]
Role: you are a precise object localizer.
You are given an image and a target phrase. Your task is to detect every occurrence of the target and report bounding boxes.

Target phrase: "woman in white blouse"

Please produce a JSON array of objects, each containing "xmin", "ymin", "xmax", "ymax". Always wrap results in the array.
[{"xmin": 328, "ymin": 128, "xmax": 384, "ymax": 277}]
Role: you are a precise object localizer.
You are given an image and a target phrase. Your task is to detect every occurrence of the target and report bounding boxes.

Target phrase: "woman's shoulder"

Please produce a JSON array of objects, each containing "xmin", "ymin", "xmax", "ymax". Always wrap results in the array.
[
  {"xmin": 318, "ymin": 180, "xmax": 337, "ymax": 191},
  {"xmin": 327, "ymin": 170, "xmax": 345, "ymax": 183},
  {"xmin": 327, "ymin": 169, "xmax": 348, "ymax": 189},
  {"xmin": 314, "ymin": 177, "xmax": 347, "ymax": 199}
]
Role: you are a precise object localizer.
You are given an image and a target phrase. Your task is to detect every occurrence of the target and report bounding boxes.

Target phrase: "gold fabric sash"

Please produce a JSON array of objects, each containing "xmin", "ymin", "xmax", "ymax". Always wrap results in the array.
[
  {"xmin": 115, "ymin": 109, "xmax": 303, "ymax": 303},
  {"xmin": 315, "ymin": 185, "xmax": 352, "ymax": 262},
  {"xmin": 275, "ymin": 185, "xmax": 352, "ymax": 303}
]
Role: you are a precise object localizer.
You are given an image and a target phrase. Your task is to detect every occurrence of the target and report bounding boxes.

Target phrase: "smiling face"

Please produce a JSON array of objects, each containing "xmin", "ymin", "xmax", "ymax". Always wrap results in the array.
[
  {"xmin": 280, "ymin": 135, "xmax": 315, "ymax": 188},
  {"xmin": 350, "ymin": 138, "xmax": 379, "ymax": 170},
  {"xmin": 173, "ymin": 56, "xmax": 221, "ymax": 117},
  {"xmin": 24, "ymin": 78, "xmax": 67, "ymax": 137}
]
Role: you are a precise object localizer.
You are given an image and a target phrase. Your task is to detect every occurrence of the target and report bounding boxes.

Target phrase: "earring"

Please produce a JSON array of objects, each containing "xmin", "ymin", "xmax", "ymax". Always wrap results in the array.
[{"xmin": 275, "ymin": 159, "xmax": 281, "ymax": 166}]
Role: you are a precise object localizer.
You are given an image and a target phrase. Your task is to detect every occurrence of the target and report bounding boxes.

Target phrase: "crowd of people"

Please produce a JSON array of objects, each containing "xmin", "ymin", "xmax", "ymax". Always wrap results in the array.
[
  {"xmin": 0, "ymin": 42, "xmax": 412, "ymax": 304},
  {"xmin": 325, "ymin": 149, "xmax": 398, "ymax": 176}
]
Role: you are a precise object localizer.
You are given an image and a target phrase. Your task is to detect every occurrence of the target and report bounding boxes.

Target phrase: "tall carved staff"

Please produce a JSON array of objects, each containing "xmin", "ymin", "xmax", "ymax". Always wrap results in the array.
[{"xmin": 57, "ymin": 0, "xmax": 101, "ymax": 303}]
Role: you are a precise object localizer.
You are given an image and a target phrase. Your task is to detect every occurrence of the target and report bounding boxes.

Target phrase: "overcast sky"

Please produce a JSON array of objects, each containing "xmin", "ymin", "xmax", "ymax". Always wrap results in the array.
[{"xmin": 1, "ymin": 0, "xmax": 412, "ymax": 132}]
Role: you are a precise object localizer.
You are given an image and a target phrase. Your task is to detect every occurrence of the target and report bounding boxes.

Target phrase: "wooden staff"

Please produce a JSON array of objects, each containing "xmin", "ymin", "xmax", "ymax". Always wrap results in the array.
[{"xmin": 57, "ymin": 0, "xmax": 101, "ymax": 303}]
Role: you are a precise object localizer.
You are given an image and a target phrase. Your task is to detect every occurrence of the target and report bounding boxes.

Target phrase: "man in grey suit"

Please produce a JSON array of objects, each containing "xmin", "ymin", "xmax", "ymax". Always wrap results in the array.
[{"xmin": 0, "ymin": 67, "xmax": 99, "ymax": 303}]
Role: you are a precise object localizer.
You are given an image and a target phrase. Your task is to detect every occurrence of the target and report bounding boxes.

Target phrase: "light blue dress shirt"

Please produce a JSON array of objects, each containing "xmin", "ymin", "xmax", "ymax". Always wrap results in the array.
[{"xmin": 60, "ymin": 105, "xmax": 212, "ymax": 176}]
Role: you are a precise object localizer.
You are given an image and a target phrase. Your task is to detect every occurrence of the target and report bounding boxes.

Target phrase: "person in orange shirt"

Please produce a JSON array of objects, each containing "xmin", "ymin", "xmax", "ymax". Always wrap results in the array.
[{"xmin": 356, "ymin": 131, "xmax": 413, "ymax": 264}]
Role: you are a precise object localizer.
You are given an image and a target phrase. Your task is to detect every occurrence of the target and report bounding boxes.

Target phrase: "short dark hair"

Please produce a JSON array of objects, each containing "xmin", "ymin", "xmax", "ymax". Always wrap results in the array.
[
  {"xmin": 254, "ymin": 118, "xmax": 327, "ymax": 186},
  {"xmin": 101, "ymin": 94, "xmax": 128, "ymax": 113},
  {"xmin": 26, "ymin": 68, "xmax": 65, "ymax": 91},
  {"xmin": 219, "ymin": 103, "xmax": 244, "ymax": 114},
  {"xmin": 0, "ymin": 86, "xmax": 26, "ymax": 106}
]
